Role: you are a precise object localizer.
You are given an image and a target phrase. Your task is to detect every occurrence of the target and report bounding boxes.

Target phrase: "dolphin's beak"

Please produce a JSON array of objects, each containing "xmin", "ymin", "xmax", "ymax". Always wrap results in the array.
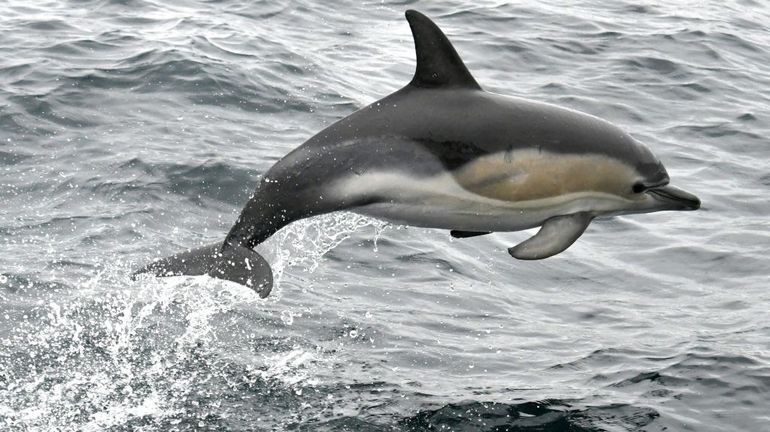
[{"xmin": 647, "ymin": 185, "xmax": 701, "ymax": 210}]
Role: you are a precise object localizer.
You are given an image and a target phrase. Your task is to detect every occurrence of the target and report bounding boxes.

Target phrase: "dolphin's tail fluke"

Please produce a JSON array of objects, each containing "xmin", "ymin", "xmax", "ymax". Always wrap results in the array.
[{"xmin": 132, "ymin": 242, "xmax": 273, "ymax": 298}]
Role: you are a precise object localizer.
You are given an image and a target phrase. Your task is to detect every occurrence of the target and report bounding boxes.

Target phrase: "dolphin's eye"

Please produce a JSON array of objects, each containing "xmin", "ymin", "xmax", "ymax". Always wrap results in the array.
[{"xmin": 632, "ymin": 182, "xmax": 646, "ymax": 193}]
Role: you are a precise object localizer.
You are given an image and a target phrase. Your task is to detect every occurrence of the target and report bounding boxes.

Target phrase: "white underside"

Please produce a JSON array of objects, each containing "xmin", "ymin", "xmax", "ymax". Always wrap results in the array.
[{"xmin": 332, "ymin": 170, "xmax": 636, "ymax": 232}]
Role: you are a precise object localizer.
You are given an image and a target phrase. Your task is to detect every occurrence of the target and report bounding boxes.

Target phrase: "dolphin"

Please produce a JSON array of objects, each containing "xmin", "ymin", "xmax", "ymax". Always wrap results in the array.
[{"xmin": 134, "ymin": 10, "xmax": 700, "ymax": 297}]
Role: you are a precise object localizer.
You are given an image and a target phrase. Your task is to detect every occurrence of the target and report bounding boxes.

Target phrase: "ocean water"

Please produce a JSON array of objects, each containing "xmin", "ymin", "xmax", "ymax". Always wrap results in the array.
[{"xmin": 1, "ymin": 0, "xmax": 769, "ymax": 430}]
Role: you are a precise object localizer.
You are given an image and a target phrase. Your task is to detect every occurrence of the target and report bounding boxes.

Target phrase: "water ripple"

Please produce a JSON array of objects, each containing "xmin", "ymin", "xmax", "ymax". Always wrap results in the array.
[{"xmin": 1, "ymin": 1, "xmax": 769, "ymax": 431}]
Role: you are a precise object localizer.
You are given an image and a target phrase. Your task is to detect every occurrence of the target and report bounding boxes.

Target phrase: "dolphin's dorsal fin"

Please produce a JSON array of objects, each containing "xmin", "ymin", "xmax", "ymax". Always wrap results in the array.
[{"xmin": 405, "ymin": 10, "xmax": 482, "ymax": 90}]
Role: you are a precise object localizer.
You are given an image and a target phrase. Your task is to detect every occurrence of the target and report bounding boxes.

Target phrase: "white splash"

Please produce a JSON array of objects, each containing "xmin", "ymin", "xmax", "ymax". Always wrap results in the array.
[{"xmin": 258, "ymin": 212, "xmax": 389, "ymax": 294}]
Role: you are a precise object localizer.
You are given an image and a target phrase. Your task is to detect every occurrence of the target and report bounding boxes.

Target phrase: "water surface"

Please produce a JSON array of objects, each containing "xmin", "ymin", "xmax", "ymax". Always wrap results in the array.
[{"xmin": 1, "ymin": 1, "xmax": 769, "ymax": 430}]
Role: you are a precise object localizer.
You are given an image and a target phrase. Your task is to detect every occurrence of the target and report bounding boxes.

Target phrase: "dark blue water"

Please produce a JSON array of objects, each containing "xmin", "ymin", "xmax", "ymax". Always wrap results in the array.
[{"xmin": 1, "ymin": 1, "xmax": 769, "ymax": 430}]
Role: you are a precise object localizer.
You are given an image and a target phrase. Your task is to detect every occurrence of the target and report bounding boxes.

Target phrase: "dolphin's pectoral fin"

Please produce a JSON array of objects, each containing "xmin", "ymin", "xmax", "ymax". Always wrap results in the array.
[
  {"xmin": 133, "ymin": 242, "xmax": 273, "ymax": 298},
  {"xmin": 450, "ymin": 230, "xmax": 492, "ymax": 238},
  {"xmin": 508, "ymin": 212, "xmax": 593, "ymax": 260}
]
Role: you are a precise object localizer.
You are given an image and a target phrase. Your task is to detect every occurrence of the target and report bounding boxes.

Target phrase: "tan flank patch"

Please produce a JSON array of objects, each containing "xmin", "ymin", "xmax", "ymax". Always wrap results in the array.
[{"xmin": 453, "ymin": 149, "xmax": 638, "ymax": 202}]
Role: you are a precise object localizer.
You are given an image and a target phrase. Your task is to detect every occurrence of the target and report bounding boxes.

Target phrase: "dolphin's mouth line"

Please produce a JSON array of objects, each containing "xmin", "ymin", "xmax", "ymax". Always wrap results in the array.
[{"xmin": 647, "ymin": 185, "xmax": 701, "ymax": 210}]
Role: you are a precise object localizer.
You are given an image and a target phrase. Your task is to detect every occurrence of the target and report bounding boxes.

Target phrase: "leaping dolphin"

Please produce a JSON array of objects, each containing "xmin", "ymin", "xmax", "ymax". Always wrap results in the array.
[{"xmin": 135, "ymin": 10, "xmax": 700, "ymax": 297}]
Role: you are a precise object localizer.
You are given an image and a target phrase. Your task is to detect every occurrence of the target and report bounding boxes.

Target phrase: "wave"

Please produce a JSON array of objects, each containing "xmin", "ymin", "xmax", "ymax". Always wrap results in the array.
[{"xmin": 2, "ymin": 1, "xmax": 770, "ymax": 431}]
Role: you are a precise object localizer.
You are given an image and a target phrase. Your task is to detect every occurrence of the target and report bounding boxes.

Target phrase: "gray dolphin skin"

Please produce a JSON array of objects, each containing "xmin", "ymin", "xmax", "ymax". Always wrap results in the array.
[{"xmin": 135, "ymin": 10, "xmax": 700, "ymax": 297}]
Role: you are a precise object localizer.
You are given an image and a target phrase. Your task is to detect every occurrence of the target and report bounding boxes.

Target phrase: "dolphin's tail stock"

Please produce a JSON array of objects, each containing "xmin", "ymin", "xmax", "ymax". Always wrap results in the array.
[{"xmin": 132, "ymin": 242, "xmax": 273, "ymax": 298}]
